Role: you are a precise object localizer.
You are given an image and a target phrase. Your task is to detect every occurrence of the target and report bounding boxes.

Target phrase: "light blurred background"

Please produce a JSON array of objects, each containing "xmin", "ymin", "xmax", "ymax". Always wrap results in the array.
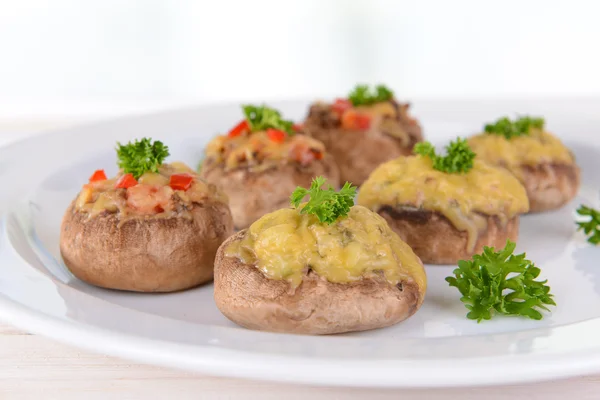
[{"xmin": 0, "ymin": 0, "xmax": 599, "ymax": 122}]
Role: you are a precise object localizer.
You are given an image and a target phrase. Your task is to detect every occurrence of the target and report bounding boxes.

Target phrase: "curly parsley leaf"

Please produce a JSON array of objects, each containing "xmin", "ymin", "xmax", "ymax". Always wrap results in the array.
[
  {"xmin": 576, "ymin": 205, "xmax": 600, "ymax": 245},
  {"xmin": 242, "ymin": 105, "xmax": 294, "ymax": 134},
  {"xmin": 414, "ymin": 138, "xmax": 475, "ymax": 174},
  {"xmin": 290, "ymin": 176, "xmax": 357, "ymax": 224},
  {"xmin": 446, "ymin": 240, "xmax": 556, "ymax": 322},
  {"xmin": 484, "ymin": 116, "xmax": 545, "ymax": 139},
  {"xmin": 116, "ymin": 138, "xmax": 169, "ymax": 179},
  {"xmin": 348, "ymin": 84, "xmax": 394, "ymax": 106}
]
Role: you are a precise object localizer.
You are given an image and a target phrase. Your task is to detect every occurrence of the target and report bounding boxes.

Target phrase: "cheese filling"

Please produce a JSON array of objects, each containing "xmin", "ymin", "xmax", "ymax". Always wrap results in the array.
[
  {"xmin": 226, "ymin": 205, "xmax": 426, "ymax": 292},
  {"xmin": 468, "ymin": 129, "xmax": 575, "ymax": 180},
  {"xmin": 357, "ymin": 156, "xmax": 529, "ymax": 251},
  {"xmin": 75, "ymin": 162, "xmax": 226, "ymax": 220},
  {"xmin": 204, "ymin": 131, "xmax": 326, "ymax": 171}
]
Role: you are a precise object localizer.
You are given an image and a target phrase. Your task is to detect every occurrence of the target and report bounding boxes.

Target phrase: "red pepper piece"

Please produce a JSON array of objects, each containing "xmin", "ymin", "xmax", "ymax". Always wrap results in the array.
[
  {"xmin": 267, "ymin": 128, "xmax": 286, "ymax": 143},
  {"xmin": 341, "ymin": 110, "xmax": 371, "ymax": 131},
  {"xmin": 355, "ymin": 113, "xmax": 371, "ymax": 130},
  {"xmin": 331, "ymin": 98, "xmax": 352, "ymax": 116},
  {"xmin": 89, "ymin": 169, "xmax": 107, "ymax": 182},
  {"xmin": 115, "ymin": 173, "xmax": 138, "ymax": 189},
  {"xmin": 292, "ymin": 123, "xmax": 303, "ymax": 132},
  {"xmin": 228, "ymin": 120, "xmax": 249, "ymax": 138},
  {"xmin": 311, "ymin": 149, "xmax": 324, "ymax": 160},
  {"xmin": 169, "ymin": 173, "xmax": 194, "ymax": 191}
]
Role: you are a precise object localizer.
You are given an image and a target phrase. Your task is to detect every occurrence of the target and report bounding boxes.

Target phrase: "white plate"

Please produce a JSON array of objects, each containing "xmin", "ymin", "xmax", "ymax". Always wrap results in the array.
[{"xmin": 0, "ymin": 99, "xmax": 599, "ymax": 388}]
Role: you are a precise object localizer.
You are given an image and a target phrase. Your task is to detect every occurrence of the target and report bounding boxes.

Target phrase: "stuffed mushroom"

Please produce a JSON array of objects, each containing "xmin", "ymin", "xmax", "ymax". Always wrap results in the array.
[
  {"xmin": 468, "ymin": 116, "xmax": 580, "ymax": 213},
  {"xmin": 214, "ymin": 177, "xmax": 427, "ymax": 335},
  {"xmin": 303, "ymin": 84, "xmax": 423, "ymax": 185},
  {"xmin": 60, "ymin": 138, "xmax": 234, "ymax": 292},
  {"xmin": 358, "ymin": 138, "xmax": 529, "ymax": 264},
  {"xmin": 200, "ymin": 105, "xmax": 339, "ymax": 230}
]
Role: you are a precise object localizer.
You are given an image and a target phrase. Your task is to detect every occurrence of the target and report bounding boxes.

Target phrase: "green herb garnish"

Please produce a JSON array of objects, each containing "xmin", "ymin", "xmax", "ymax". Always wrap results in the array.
[
  {"xmin": 484, "ymin": 116, "xmax": 545, "ymax": 139},
  {"xmin": 242, "ymin": 105, "xmax": 294, "ymax": 134},
  {"xmin": 414, "ymin": 138, "xmax": 475, "ymax": 174},
  {"xmin": 290, "ymin": 176, "xmax": 356, "ymax": 224},
  {"xmin": 116, "ymin": 138, "xmax": 169, "ymax": 179},
  {"xmin": 348, "ymin": 84, "xmax": 394, "ymax": 106},
  {"xmin": 446, "ymin": 240, "xmax": 555, "ymax": 322},
  {"xmin": 576, "ymin": 205, "xmax": 600, "ymax": 245}
]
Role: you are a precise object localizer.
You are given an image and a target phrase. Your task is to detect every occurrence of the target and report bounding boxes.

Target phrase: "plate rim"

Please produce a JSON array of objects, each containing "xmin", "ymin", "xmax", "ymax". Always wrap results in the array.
[{"xmin": 1, "ymin": 284, "xmax": 600, "ymax": 388}]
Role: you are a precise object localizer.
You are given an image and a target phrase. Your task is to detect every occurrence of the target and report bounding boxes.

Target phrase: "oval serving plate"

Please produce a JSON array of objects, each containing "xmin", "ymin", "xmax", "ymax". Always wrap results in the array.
[{"xmin": 0, "ymin": 99, "xmax": 599, "ymax": 388}]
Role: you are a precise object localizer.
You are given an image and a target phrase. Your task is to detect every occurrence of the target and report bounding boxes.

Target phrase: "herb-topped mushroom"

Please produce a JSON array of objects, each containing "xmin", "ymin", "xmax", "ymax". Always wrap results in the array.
[
  {"xmin": 200, "ymin": 105, "xmax": 340, "ymax": 230},
  {"xmin": 213, "ymin": 177, "xmax": 426, "ymax": 334},
  {"xmin": 468, "ymin": 116, "xmax": 580, "ymax": 212},
  {"xmin": 357, "ymin": 138, "xmax": 530, "ymax": 264},
  {"xmin": 303, "ymin": 84, "xmax": 423, "ymax": 185},
  {"xmin": 60, "ymin": 138, "xmax": 234, "ymax": 292}
]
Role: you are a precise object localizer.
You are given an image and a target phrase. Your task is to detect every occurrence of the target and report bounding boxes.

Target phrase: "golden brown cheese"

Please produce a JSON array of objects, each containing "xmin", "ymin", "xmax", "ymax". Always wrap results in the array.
[
  {"xmin": 226, "ymin": 205, "xmax": 426, "ymax": 292},
  {"xmin": 74, "ymin": 162, "xmax": 226, "ymax": 220},
  {"xmin": 357, "ymin": 156, "xmax": 529, "ymax": 250},
  {"xmin": 205, "ymin": 131, "xmax": 326, "ymax": 171},
  {"xmin": 468, "ymin": 129, "xmax": 575, "ymax": 180}
]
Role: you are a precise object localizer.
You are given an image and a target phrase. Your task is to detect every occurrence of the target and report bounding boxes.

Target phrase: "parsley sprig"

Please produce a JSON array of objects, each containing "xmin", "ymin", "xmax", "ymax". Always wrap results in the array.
[
  {"xmin": 414, "ymin": 138, "xmax": 475, "ymax": 174},
  {"xmin": 446, "ymin": 240, "xmax": 555, "ymax": 322},
  {"xmin": 576, "ymin": 205, "xmax": 600, "ymax": 245},
  {"xmin": 116, "ymin": 138, "xmax": 169, "ymax": 179},
  {"xmin": 484, "ymin": 116, "xmax": 545, "ymax": 139},
  {"xmin": 348, "ymin": 84, "xmax": 394, "ymax": 106},
  {"xmin": 290, "ymin": 176, "xmax": 356, "ymax": 224},
  {"xmin": 242, "ymin": 105, "xmax": 294, "ymax": 134}
]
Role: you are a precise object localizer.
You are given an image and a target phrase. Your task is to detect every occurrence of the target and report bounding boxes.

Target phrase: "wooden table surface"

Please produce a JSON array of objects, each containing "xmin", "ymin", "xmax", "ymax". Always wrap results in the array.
[
  {"xmin": 1, "ymin": 119, "xmax": 598, "ymax": 399},
  {"xmin": 1, "ymin": 323, "xmax": 599, "ymax": 399}
]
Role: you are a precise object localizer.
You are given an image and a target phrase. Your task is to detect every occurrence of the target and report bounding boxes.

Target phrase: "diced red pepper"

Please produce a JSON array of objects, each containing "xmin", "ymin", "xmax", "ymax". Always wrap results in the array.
[
  {"xmin": 267, "ymin": 128, "xmax": 286, "ymax": 143},
  {"xmin": 355, "ymin": 114, "xmax": 371, "ymax": 130},
  {"xmin": 89, "ymin": 169, "xmax": 107, "ymax": 182},
  {"xmin": 228, "ymin": 120, "xmax": 249, "ymax": 138},
  {"xmin": 169, "ymin": 173, "xmax": 194, "ymax": 191},
  {"xmin": 311, "ymin": 149, "xmax": 324, "ymax": 160},
  {"xmin": 341, "ymin": 110, "xmax": 371, "ymax": 131},
  {"xmin": 115, "ymin": 173, "xmax": 138, "ymax": 189},
  {"xmin": 292, "ymin": 123, "xmax": 303, "ymax": 132},
  {"xmin": 331, "ymin": 98, "xmax": 352, "ymax": 116}
]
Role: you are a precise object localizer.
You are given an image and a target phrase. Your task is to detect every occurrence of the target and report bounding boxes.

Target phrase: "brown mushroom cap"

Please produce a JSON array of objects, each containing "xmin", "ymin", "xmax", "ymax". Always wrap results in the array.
[
  {"xmin": 519, "ymin": 163, "xmax": 580, "ymax": 213},
  {"xmin": 467, "ymin": 130, "xmax": 580, "ymax": 213},
  {"xmin": 378, "ymin": 207, "xmax": 519, "ymax": 265},
  {"xmin": 214, "ymin": 231, "xmax": 425, "ymax": 335},
  {"xmin": 60, "ymin": 199, "xmax": 234, "ymax": 292},
  {"xmin": 200, "ymin": 157, "xmax": 340, "ymax": 230},
  {"xmin": 303, "ymin": 102, "xmax": 423, "ymax": 186}
]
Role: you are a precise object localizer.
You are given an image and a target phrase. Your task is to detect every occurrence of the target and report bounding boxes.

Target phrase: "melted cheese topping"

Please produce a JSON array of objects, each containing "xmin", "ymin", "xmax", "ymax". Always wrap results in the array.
[
  {"xmin": 205, "ymin": 131, "xmax": 326, "ymax": 171},
  {"xmin": 226, "ymin": 205, "xmax": 426, "ymax": 292},
  {"xmin": 75, "ymin": 162, "xmax": 227, "ymax": 220},
  {"xmin": 468, "ymin": 130, "xmax": 574, "ymax": 180},
  {"xmin": 357, "ymin": 156, "xmax": 529, "ymax": 250}
]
